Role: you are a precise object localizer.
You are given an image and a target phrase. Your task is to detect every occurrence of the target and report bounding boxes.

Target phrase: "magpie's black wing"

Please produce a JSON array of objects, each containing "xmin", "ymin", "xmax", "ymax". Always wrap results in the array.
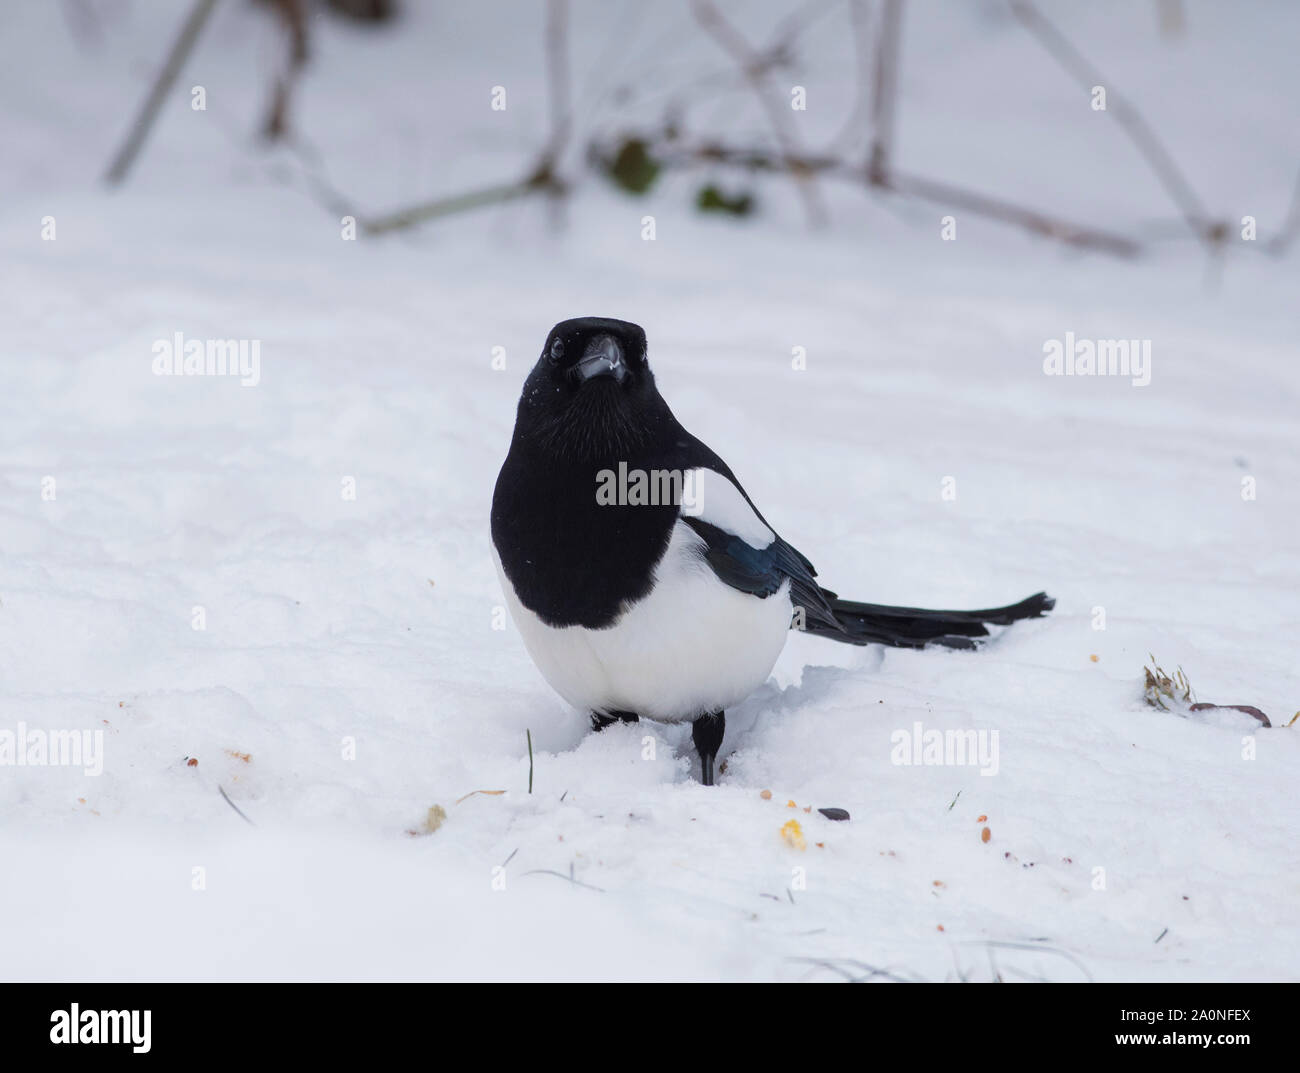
[
  {"xmin": 668, "ymin": 435, "xmax": 1049, "ymax": 651},
  {"xmin": 670, "ymin": 458, "xmax": 843, "ymax": 634},
  {"xmin": 682, "ymin": 515, "xmax": 843, "ymax": 625}
]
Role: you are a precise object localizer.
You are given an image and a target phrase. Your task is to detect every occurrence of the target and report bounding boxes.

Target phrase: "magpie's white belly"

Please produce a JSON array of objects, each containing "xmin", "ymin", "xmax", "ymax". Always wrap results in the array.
[{"xmin": 494, "ymin": 521, "xmax": 791, "ymax": 721}]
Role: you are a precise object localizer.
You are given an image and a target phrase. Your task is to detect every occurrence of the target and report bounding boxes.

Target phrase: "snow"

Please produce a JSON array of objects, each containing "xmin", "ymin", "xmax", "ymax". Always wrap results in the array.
[{"xmin": 1, "ymin": 0, "xmax": 1297, "ymax": 981}]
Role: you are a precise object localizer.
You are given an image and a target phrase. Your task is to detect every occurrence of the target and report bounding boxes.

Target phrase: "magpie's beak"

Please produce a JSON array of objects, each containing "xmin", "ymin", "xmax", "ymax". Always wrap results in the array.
[{"xmin": 573, "ymin": 334, "xmax": 628, "ymax": 384}]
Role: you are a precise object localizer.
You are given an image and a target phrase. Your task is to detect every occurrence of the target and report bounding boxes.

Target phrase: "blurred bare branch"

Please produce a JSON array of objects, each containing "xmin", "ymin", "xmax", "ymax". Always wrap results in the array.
[
  {"xmin": 59, "ymin": 0, "xmax": 104, "ymax": 50},
  {"xmin": 882, "ymin": 167, "xmax": 1141, "ymax": 256},
  {"xmin": 829, "ymin": 0, "xmax": 874, "ymax": 155},
  {"xmin": 362, "ymin": 181, "xmax": 547, "ymax": 235},
  {"xmin": 262, "ymin": 0, "xmax": 311, "ymax": 141},
  {"xmin": 690, "ymin": 0, "xmax": 829, "ymax": 227},
  {"xmin": 1266, "ymin": 167, "xmax": 1300, "ymax": 255},
  {"xmin": 595, "ymin": 131, "xmax": 1142, "ymax": 256},
  {"xmin": 103, "ymin": 0, "xmax": 219, "ymax": 185},
  {"xmin": 227, "ymin": 0, "xmax": 1283, "ymax": 264},
  {"xmin": 326, "ymin": 0, "xmax": 396, "ymax": 20},
  {"xmin": 358, "ymin": 0, "xmax": 571, "ymax": 234},
  {"xmin": 1156, "ymin": 0, "xmax": 1186, "ymax": 39},
  {"xmin": 1008, "ymin": 0, "xmax": 1221, "ymax": 251},
  {"xmin": 542, "ymin": 0, "xmax": 573, "ymax": 165},
  {"xmin": 867, "ymin": 0, "xmax": 903, "ymax": 186}
]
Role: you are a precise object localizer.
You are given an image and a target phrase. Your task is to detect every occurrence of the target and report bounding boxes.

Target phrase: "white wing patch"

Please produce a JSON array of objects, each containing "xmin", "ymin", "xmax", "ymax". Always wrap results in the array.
[{"xmin": 683, "ymin": 468, "xmax": 774, "ymax": 548}]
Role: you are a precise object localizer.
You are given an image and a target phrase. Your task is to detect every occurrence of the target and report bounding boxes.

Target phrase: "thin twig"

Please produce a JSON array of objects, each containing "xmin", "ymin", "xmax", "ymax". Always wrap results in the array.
[
  {"xmin": 1008, "ymin": 0, "xmax": 1217, "ymax": 249},
  {"xmin": 1267, "ymin": 166, "xmax": 1300, "ymax": 255},
  {"xmin": 218, "ymin": 785, "xmax": 256, "ymax": 826},
  {"xmin": 690, "ymin": 0, "xmax": 829, "ymax": 227},
  {"xmin": 543, "ymin": 0, "xmax": 572, "ymax": 165},
  {"xmin": 612, "ymin": 0, "xmax": 835, "ymax": 132},
  {"xmin": 536, "ymin": 0, "xmax": 573, "ymax": 226},
  {"xmin": 829, "ymin": 0, "xmax": 875, "ymax": 154},
  {"xmin": 768, "ymin": 0, "xmax": 843, "ymax": 47},
  {"xmin": 789, "ymin": 957, "xmax": 921, "ymax": 983},
  {"xmin": 357, "ymin": 3, "xmax": 571, "ymax": 236},
  {"xmin": 958, "ymin": 939, "xmax": 1094, "ymax": 982},
  {"xmin": 103, "ymin": 0, "xmax": 220, "ymax": 185},
  {"xmin": 868, "ymin": 0, "xmax": 904, "ymax": 185},
  {"xmin": 262, "ymin": 0, "xmax": 310, "ymax": 141},
  {"xmin": 521, "ymin": 869, "xmax": 605, "ymax": 892},
  {"xmin": 885, "ymin": 166, "xmax": 1142, "ymax": 256},
  {"xmin": 361, "ymin": 180, "xmax": 544, "ymax": 235}
]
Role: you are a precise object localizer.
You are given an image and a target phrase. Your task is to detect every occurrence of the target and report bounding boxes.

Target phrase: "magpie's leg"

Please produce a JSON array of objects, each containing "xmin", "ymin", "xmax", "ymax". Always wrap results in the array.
[
  {"xmin": 691, "ymin": 711, "xmax": 725, "ymax": 786},
  {"xmin": 590, "ymin": 709, "xmax": 639, "ymax": 732}
]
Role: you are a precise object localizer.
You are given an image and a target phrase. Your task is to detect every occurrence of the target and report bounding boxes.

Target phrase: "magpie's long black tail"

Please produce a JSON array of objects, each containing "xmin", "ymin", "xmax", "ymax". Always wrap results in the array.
[{"xmin": 804, "ymin": 590, "xmax": 1054, "ymax": 650}]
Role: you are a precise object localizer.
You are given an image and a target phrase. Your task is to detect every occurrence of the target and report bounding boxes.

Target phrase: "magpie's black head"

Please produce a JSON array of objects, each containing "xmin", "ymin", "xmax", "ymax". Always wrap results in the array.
[
  {"xmin": 515, "ymin": 317, "xmax": 669, "ymax": 458},
  {"xmin": 540, "ymin": 317, "xmax": 647, "ymax": 387}
]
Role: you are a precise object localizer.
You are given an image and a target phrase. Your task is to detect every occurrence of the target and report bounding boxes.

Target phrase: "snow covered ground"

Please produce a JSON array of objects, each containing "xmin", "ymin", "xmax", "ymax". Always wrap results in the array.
[{"xmin": 1, "ymin": 0, "xmax": 1297, "ymax": 981}]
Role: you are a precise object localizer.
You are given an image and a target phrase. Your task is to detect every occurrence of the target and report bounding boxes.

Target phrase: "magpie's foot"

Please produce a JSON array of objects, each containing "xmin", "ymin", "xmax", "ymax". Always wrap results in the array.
[
  {"xmin": 691, "ymin": 711, "xmax": 725, "ymax": 786},
  {"xmin": 590, "ymin": 709, "xmax": 639, "ymax": 732}
]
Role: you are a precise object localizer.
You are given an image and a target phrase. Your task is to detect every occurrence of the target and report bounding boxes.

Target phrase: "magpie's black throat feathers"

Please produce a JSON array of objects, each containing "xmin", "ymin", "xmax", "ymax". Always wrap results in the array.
[
  {"xmin": 492, "ymin": 317, "xmax": 686, "ymax": 628},
  {"xmin": 528, "ymin": 378, "xmax": 659, "ymax": 460}
]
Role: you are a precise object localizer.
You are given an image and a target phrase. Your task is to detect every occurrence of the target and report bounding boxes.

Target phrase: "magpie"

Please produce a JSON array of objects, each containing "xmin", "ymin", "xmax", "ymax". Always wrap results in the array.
[{"xmin": 491, "ymin": 317, "xmax": 1053, "ymax": 785}]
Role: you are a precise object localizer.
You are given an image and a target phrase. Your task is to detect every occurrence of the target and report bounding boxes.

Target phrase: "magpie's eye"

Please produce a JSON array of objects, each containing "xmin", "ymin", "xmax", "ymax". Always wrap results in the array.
[{"xmin": 548, "ymin": 339, "xmax": 564, "ymax": 364}]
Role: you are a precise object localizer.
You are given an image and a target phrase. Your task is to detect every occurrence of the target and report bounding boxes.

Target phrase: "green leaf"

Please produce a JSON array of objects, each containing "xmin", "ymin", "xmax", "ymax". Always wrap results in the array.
[
  {"xmin": 696, "ymin": 183, "xmax": 755, "ymax": 216},
  {"xmin": 605, "ymin": 138, "xmax": 660, "ymax": 196}
]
